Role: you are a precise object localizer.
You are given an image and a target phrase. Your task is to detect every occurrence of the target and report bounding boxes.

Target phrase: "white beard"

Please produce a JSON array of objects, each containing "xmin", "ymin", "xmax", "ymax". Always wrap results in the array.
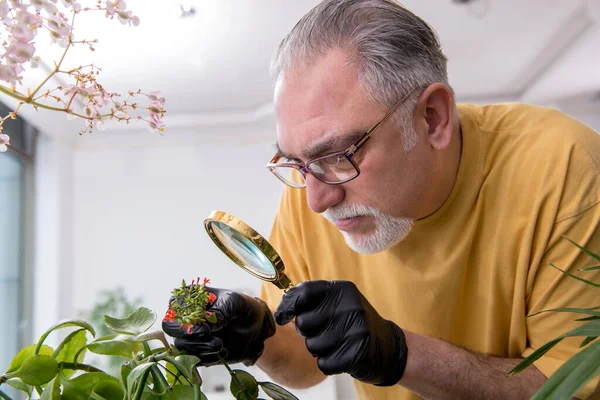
[{"xmin": 322, "ymin": 203, "xmax": 414, "ymax": 254}]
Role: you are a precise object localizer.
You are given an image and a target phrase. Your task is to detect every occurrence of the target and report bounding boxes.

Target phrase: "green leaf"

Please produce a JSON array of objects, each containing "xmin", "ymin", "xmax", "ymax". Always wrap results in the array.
[
  {"xmin": 510, "ymin": 319, "xmax": 600, "ymax": 374},
  {"xmin": 54, "ymin": 329, "xmax": 88, "ymax": 379},
  {"xmin": 206, "ymin": 313, "xmax": 217, "ymax": 324},
  {"xmin": 580, "ymin": 336, "xmax": 597, "ymax": 347},
  {"xmin": 104, "ymin": 307, "xmax": 156, "ymax": 335},
  {"xmin": 580, "ymin": 265, "xmax": 600, "ymax": 271},
  {"xmin": 121, "ymin": 363, "xmax": 132, "ymax": 389},
  {"xmin": 531, "ymin": 339, "xmax": 600, "ymax": 400},
  {"xmin": 548, "ymin": 263, "xmax": 600, "ymax": 288},
  {"xmin": 230, "ymin": 369, "xmax": 259, "ymax": 400},
  {"xmin": 12, "ymin": 355, "xmax": 58, "ymax": 386},
  {"xmin": 529, "ymin": 307, "xmax": 600, "ymax": 319},
  {"xmin": 6, "ymin": 344, "xmax": 54, "ymax": 373},
  {"xmin": 165, "ymin": 362, "xmax": 181, "ymax": 386},
  {"xmin": 258, "ymin": 382, "xmax": 299, "ymax": 400},
  {"xmin": 563, "ymin": 236, "xmax": 600, "ymax": 263},
  {"xmin": 87, "ymin": 334, "xmax": 141, "ymax": 357},
  {"xmin": 5, "ymin": 378, "xmax": 32, "ymax": 398},
  {"xmin": 171, "ymin": 385, "xmax": 196, "ymax": 399},
  {"xmin": 39, "ymin": 377, "xmax": 61, "ymax": 400},
  {"xmin": 170, "ymin": 355, "xmax": 201, "ymax": 382},
  {"xmin": 60, "ymin": 372, "xmax": 119, "ymax": 400},
  {"xmin": 133, "ymin": 331, "xmax": 170, "ymax": 349},
  {"xmin": 89, "ymin": 379, "xmax": 125, "ymax": 400},
  {"xmin": 35, "ymin": 320, "xmax": 95, "ymax": 354},
  {"xmin": 126, "ymin": 363, "xmax": 154, "ymax": 400},
  {"xmin": 575, "ymin": 316, "xmax": 600, "ymax": 322}
]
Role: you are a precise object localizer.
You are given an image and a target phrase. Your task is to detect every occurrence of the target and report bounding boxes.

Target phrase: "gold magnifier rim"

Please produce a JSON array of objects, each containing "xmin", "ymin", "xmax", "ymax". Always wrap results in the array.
[{"xmin": 203, "ymin": 210, "xmax": 292, "ymax": 290}]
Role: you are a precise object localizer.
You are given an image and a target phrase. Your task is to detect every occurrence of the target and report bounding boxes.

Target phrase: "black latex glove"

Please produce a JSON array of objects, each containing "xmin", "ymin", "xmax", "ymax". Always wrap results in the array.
[
  {"xmin": 162, "ymin": 287, "xmax": 276, "ymax": 366},
  {"xmin": 274, "ymin": 280, "xmax": 408, "ymax": 386}
]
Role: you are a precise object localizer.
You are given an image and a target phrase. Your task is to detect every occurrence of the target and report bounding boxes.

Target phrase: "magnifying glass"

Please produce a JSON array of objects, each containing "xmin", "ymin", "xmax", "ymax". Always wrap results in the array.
[{"xmin": 203, "ymin": 210, "xmax": 294, "ymax": 292}]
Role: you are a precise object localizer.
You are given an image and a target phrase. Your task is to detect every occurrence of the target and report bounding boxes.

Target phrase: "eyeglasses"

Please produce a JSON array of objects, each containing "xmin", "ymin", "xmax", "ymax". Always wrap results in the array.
[{"xmin": 266, "ymin": 90, "xmax": 416, "ymax": 188}]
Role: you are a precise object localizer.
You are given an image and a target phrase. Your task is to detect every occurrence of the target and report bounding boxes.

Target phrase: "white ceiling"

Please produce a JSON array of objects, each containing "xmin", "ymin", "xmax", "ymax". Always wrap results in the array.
[{"xmin": 2, "ymin": 0, "xmax": 600, "ymax": 141}]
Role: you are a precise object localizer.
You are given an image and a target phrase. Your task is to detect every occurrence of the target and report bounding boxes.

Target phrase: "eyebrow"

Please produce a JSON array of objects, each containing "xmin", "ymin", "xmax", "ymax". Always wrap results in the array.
[{"xmin": 275, "ymin": 129, "xmax": 366, "ymax": 161}]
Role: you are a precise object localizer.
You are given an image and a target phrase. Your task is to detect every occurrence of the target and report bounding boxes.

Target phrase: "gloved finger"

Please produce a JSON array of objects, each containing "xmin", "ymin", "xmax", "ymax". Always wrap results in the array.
[
  {"xmin": 195, "ymin": 348, "xmax": 228, "ymax": 366},
  {"xmin": 242, "ymin": 342, "xmax": 265, "ymax": 367},
  {"xmin": 274, "ymin": 281, "xmax": 332, "ymax": 325},
  {"xmin": 305, "ymin": 330, "xmax": 339, "ymax": 358},
  {"xmin": 295, "ymin": 308, "xmax": 331, "ymax": 337},
  {"xmin": 162, "ymin": 320, "xmax": 210, "ymax": 338},
  {"xmin": 316, "ymin": 343, "xmax": 355, "ymax": 376},
  {"xmin": 202, "ymin": 307, "xmax": 227, "ymax": 332},
  {"xmin": 174, "ymin": 335, "xmax": 224, "ymax": 356}
]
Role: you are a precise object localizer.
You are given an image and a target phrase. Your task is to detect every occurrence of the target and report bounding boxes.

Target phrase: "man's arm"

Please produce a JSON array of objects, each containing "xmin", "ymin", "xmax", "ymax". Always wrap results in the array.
[
  {"xmin": 400, "ymin": 330, "xmax": 547, "ymax": 400},
  {"xmin": 256, "ymin": 319, "xmax": 551, "ymax": 397},
  {"xmin": 256, "ymin": 320, "xmax": 326, "ymax": 389}
]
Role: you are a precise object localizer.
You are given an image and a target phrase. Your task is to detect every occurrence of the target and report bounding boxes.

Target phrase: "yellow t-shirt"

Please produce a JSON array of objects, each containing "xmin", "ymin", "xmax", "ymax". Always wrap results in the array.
[{"xmin": 260, "ymin": 103, "xmax": 600, "ymax": 400}]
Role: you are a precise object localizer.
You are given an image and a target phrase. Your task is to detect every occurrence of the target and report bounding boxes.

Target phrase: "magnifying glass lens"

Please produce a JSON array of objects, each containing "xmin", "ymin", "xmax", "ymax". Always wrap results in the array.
[{"xmin": 210, "ymin": 221, "xmax": 277, "ymax": 278}]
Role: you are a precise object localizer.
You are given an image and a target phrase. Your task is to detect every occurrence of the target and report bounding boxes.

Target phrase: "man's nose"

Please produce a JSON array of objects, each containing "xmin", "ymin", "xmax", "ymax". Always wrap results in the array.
[{"xmin": 305, "ymin": 175, "xmax": 344, "ymax": 214}]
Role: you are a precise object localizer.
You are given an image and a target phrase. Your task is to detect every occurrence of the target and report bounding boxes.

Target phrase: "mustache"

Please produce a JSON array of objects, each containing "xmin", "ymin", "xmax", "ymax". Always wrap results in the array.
[{"xmin": 322, "ymin": 203, "xmax": 379, "ymax": 221}]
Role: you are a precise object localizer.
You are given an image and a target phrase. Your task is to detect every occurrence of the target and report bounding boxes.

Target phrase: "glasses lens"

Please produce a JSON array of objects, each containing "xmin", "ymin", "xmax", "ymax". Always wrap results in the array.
[
  {"xmin": 309, "ymin": 153, "xmax": 358, "ymax": 183},
  {"xmin": 270, "ymin": 166, "xmax": 306, "ymax": 188}
]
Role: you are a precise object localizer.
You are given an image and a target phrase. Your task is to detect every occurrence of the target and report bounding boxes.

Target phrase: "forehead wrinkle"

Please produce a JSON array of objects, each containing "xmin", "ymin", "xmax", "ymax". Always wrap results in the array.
[
  {"xmin": 303, "ymin": 129, "xmax": 365, "ymax": 159},
  {"xmin": 277, "ymin": 129, "xmax": 365, "ymax": 161}
]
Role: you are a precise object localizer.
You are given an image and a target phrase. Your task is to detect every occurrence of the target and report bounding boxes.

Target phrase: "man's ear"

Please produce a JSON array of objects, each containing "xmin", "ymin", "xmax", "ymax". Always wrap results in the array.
[{"xmin": 415, "ymin": 83, "xmax": 455, "ymax": 150}]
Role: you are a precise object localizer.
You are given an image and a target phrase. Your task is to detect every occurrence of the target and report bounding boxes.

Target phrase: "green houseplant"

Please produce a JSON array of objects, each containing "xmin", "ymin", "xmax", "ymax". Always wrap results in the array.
[
  {"xmin": 0, "ymin": 279, "xmax": 298, "ymax": 400},
  {"xmin": 510, "ymin": 237, "xmax": 600, "ymax": 399}
]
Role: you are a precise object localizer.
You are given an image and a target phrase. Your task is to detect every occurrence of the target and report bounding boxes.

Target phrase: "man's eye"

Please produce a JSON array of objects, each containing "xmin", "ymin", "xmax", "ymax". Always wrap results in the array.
[
  {"xmin": 280, "ymin": 156, "xmax": 300, "ymax": 164},
  {"xmin": 322, "ymin": 154, "xmax": 346, "ymax": 166}
]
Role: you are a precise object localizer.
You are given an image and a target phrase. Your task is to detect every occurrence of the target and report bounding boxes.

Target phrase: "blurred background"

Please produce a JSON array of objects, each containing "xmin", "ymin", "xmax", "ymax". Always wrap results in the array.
[{"xmin": 1, "ymin": 0, "xmax": 599, "ymax": 398}]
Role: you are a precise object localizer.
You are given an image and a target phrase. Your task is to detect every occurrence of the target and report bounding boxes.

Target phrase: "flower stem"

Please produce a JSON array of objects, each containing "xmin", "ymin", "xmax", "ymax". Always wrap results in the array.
[
  {"xmin": 28, "ymin": 13, "xmax": 75, "ymax": 100},
  {"xmin": 219, "ymin": 354, "xmax": 244, "ymax": 392},
  {"xmin": 59, "ymin": 362, "xmax": 105, "ymax": 373},
  {"xmin": 193, "ymin": 383, "xmax": 202, "ymax": 400}
]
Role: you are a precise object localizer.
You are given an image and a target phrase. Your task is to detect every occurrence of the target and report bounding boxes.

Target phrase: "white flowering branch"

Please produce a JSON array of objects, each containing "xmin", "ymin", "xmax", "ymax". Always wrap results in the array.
[{"xmin": 0, "ymin": 0, "xmax": 166, "ymax": 152}]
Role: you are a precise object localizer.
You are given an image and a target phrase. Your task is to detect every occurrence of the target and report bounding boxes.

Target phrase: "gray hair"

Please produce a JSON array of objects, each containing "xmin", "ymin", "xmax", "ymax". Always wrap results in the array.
[{"xmin": 270, "ymin": 0, "xmax": 451, "ymax": 150}]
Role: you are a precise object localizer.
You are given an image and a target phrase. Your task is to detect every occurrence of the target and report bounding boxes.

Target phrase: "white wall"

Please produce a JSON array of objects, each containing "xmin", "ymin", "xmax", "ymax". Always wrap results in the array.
[{"xmin": 70, "ymin": 139, "xmax": 281, "ymax": 319}]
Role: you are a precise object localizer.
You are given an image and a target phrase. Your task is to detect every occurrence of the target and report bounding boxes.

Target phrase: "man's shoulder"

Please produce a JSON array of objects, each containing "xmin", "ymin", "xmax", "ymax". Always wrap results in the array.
[
  {"xmin": 458, "ymin": 102, "xmax": 600, "ymax": 219},
  {"xmin": 459, "ymin": 102, "xmax": 591, "ymax": 132},
  {"xmin": 459, "ymin": 102, "xmax": 600, "ymax": 154}
]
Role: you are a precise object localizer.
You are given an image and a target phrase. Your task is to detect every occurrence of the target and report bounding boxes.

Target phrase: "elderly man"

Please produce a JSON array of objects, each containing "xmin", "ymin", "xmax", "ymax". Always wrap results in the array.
[{"xmin": 164, "ymin": 0, "xmax": 600, "ymax": 398}]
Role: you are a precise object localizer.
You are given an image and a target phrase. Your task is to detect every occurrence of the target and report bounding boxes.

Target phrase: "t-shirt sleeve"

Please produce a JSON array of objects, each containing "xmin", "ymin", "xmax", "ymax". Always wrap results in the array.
[
  {"xmin": 260, "ymin": 185, "xmax": 312, "ymax": 311},
  {"xmin": 524, "ymin": 202, "xmax": 600, "ymax": 398}
]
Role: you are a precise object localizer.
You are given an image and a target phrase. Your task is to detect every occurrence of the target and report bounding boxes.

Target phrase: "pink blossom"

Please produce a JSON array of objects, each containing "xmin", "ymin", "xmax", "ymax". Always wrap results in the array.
[
  {"xmin": 0, "ymin": 1, "xmax": 10, "ymax": 24},
  {"xmin": 116, "ymin": 10, "xmax": 139, "ymax": 26},
  {"xmin": 30, "ymin": 0, "xmax": 58, "ymax": 13},
  {"xmin": 0, "ymin": 134, "xmax": 10, "ymax": 152},
  {"xmin": 83, "ymin": 105, "xmax": 99, "ymax": 119},
  {"xmin": 147, "ymin": 91, "xmax": 165, "ymax": 104},
  {"xmin": 147, "ymin": 118, "xmax": 165, "ymax": 134},
  {"xmin": 0, "ymin": 1, "xmax": 164, "ymax": 136},
  {"xmin": 6, "ymin": 41, "xmax": 36, "ymax": 63},
  {"xmin": 105, "ymin": 0, "xmax": 126, "ymax": 17},
  {"xmin": 47, "ymin": 12, "xmax": 72, "ymax": 47},
  {"xmin": 61, "ymin": 0, "xmax": 81, "ymax": 11}
]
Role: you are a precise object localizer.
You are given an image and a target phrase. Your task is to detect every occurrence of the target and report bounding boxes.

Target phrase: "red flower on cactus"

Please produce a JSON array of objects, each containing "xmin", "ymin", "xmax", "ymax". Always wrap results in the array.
[
  {"xmin": 182, "ymin": 323, "xmax": 193, "ymax": 334},
  {"xmin": 203, "ymin": 277, "xmax": 210, "ymax": 285},
  {"xmin": 163, "ymin": 309, "xmax": 176, "ymax": 323},
  {"xmin": 208, "ymin": 292, "xmax": 217, "ymax": 304}
]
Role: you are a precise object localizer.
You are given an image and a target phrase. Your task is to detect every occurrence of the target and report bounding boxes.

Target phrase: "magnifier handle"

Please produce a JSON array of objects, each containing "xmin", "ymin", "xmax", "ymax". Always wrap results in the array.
[
  {"xmin": 273, "ymin": 272, "xmax": 294, "ymax": 292},
  {"xmin": 283, "ymin": 282, "xmax": 294, "ymax": 293}
]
